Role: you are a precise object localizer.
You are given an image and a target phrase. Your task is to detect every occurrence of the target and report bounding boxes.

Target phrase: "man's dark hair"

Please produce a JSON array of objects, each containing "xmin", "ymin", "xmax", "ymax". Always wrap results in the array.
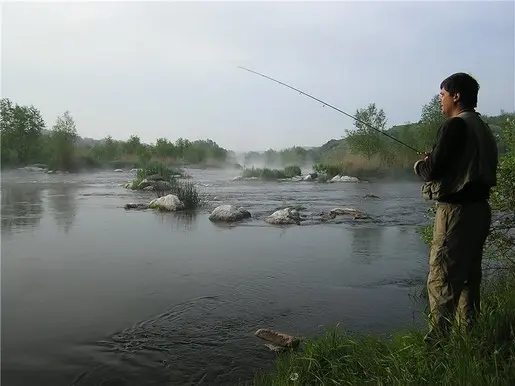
[{"xmin": 440, "ymin": 72, "xmax": 480, "ymax": 109}]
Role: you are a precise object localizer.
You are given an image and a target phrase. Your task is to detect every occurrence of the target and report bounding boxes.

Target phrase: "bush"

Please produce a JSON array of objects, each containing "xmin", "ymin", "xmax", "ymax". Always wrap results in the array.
[
  {"xmin": 137, "ymin": 162, "xmax": 183, "ymax": 181},
  {"xmin": 168, "ymin": 179, "xmax": 201, "ymax": 210},
  {"xmin": 241, "ymin": 165, "xmax": 302, "ymax": 181},
  {"xmin": 313, "ymin": 162, "xmax": 343, "ymax": 178},
  {"xmin": 283, "ymin": 165, "xmax": 302, "ymax": 178}
]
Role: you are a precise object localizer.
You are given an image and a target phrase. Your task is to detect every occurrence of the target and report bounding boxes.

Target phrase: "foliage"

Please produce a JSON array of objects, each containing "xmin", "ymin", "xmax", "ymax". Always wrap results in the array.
[
  {"xmin": 130, "ymin": 162, "xmax": 200, "ymax": 209},
  {"xmin": 243, "ymin": 146, "xmax": 321, "ymax": 168},
  {"xmin": 345, "ymin": 103, "xmax": 388, "ymax": 161},
  {"xmin": 240, "ymin": 165, "xmax": 303, "ymax": 181},
  {"xmin": 313, "ymin": 162, "xmax": 342, "ymax": 178},
  {"xmin": 484, "ymin": 115, "xmax": 515, "ymax": 265},
  {"xmin": 283, "ymin": 165, "xmax": 302, "ymax": 178},
  {"xmin": 46, "ymin": 111, "xmax": 79, "ymax": 171},
  {"xmin": 313, "ymin": 93, "xmax": 513, "ymax": 180},
  {"xmin": 1, "ymin": 98, "xmax": 45, "ymax": 165},
  {"xmin": 169, "ymin": 180, "xmax": 201, "ymax": 210},
  {"xmin": 136, "ymin": 162, "xmax": 183, "ymax": 181},
  {"xmin": 1, "ymin": 97, "xmax": 232, "ymax": 171}
]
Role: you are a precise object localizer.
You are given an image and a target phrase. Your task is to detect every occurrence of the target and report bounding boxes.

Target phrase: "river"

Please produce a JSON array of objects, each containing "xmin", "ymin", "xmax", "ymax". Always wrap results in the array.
[{"xmin": 1, "ymin": 168, "xmax": 431, "ymax": 385}]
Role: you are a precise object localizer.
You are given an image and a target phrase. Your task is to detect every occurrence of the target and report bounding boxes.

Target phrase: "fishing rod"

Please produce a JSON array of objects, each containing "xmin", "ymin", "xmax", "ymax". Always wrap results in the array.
[{"xmin": 238, "ymin": 66, "xmax": 423, "ymax": 155}]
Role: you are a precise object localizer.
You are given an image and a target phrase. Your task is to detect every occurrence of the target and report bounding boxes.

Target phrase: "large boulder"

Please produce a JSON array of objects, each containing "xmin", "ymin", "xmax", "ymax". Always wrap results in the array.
[
  {"xmin": 148, "ymin": 194, "xmax": 184, "ymax": 211},
  {"xmin": 265, "ymin": 208, "xmax": 301, "ymax": 225},
  {"xmin": 208, "ymin": 205, "xmax": 251, "ymax": 222}
]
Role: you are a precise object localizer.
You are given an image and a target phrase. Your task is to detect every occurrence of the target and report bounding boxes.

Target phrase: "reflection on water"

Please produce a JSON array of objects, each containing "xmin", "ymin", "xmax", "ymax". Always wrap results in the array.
[
  {"xmin": 47, "ymin": 184, "xmax": 77, "ymax": 234},
  {"xmin": 152, "ymin": 210, "xmax": 198, "ymax": 232},
  {"xmin": 351, "ymin": 226, "xmax": 385, "ymax": 265},
  {"xmin": 1, "ymin": 183, "xmax": 44, "ymax": 233}
]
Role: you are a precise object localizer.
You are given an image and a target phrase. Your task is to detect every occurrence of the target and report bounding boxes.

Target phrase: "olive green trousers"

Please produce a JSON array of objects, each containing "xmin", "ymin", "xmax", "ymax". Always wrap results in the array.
[{"xmin": 426, "ymin": 200, "xmax": 491, "ymax": 339}]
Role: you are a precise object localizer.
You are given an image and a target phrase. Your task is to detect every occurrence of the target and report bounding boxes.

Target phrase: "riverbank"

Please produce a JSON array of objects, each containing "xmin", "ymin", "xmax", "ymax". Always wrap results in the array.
[{"xmin": 254, "ymin": 273, "xmax": 515, "ymax": 385}]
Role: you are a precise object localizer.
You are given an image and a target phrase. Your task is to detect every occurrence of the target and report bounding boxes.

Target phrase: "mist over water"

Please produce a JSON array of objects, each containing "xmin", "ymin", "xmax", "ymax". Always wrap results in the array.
[{"xmin": 2, "ymin": 168, "xmax": 431, "ymax": 385}]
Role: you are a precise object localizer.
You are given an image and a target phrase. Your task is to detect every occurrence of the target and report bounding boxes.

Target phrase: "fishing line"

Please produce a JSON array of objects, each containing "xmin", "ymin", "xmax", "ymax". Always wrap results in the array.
[{"xmin": 238, "ymin": 66, "xmax": 422, "ymax": 155}]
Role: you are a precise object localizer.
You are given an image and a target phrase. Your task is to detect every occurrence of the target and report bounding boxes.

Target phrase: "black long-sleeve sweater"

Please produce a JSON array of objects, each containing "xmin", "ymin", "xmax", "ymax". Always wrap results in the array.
[{"xmin": 415, "ymin": 116, "xmax": 490, "ymax": 203}]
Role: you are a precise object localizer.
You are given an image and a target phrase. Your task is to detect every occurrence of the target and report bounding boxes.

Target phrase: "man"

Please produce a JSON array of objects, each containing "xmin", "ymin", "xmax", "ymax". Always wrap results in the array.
[{"xmin": 413, "ymin": 72, "xmax": 498, "ymax": 343}]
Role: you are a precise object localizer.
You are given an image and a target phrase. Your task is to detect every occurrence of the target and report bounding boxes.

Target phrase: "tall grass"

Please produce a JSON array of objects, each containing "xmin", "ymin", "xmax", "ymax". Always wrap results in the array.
[
  {"xmin": 129, "ymin": 162, "xmax": 200, "ymax": 209},
  {"xmin": 136, "ymin": 161, "xmax": 183, "ymax": 180},
  {"xmin": 168, "ymin": 179, "xmax": 201, "ymax": 210},
  {"xmin": 241, "ymin": 165, "xmax": 302, "ymax": 180},
  {"xmin": 314, "ymin": 153, "xmax": 418, "ymax": 180},
  {"xmin": 254, "ymin": 275, "xmax": 515, "ymax": 385}
]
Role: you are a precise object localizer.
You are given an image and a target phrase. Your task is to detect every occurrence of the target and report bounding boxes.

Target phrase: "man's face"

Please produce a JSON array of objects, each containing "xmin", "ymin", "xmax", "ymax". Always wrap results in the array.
[{"xmin": 439, "ymin": 87, "xmax": 458, "ymax": 117}]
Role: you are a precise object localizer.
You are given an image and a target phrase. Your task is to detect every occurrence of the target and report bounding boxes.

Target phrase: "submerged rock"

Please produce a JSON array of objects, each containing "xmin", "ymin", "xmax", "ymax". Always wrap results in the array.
[
  {"xmin": 265, "ymin": 208, "xmax": 301, "ymax": 225},
  {"xmin": 208, "ymin": 205, "xmax": 251, "ymax": 222},
  {"xmin": 364, "ymin": 194, "xmax": 380, "ymax": 199},
  {"xmin": 325, "ymin": 207, "xmax": 369, "ymax": 220},
  {"xmin": 255, "ymin": 328, "xmax": 301, "ymax": 351},
  {"xmin": 149, "ymin": 194, "xmax": 184, "ymax": 211},
  {"xmin": 124, "ymin": 203, "xmax": 149, "ymax": 210}
]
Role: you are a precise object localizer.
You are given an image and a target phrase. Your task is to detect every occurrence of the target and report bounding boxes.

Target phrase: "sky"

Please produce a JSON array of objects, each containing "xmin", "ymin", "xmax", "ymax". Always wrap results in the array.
[{"xmin": 2, "ymin": 1, "xmax": 514, "ymax": 152}]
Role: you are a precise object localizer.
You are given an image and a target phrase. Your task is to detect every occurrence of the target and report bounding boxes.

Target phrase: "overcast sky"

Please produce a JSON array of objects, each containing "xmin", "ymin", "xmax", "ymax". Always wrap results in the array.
[{"xmin": 2, "ymin": 1, "xmax": 514, "ymax": 152}]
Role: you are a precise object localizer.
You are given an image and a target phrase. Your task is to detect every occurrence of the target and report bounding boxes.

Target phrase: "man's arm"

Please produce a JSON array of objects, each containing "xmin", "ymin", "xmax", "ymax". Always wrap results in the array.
[{"xmin": 414, "ymin": 117, "xmax": 468, "ymax": 182}]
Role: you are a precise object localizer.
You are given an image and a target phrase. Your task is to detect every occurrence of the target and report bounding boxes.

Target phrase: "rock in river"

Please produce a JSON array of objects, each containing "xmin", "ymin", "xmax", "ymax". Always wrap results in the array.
[
  {"xmin": 265, "ymin": 208, "xmax": 301, "ymax": 225},
  {"xmin": 330, "ymin": 175, "xmax": 359, "ymax": 183},
  {"xmin": 255, "ymin": 328, "xmax": 301, "ymax": 351},
  {"xmin": 124, "ymin": 203, "xmax": 149, "ymax": 210},
  {"xmin": 148, "ymin": 194, "xmax": 185, "ymax": 211},
  {"xmin": 325, "ymin": 207, "xmax": 369, "ymax": 220},
  {"xmin": 209, "ymin": 205, "xmax": 251, "ymax": 222}
]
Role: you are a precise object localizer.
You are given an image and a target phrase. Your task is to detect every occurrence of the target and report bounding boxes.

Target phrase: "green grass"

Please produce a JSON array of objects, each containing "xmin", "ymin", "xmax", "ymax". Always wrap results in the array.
[
  {"xmin": 136, "ymin": 161, "xmax": 183, "ymax": 180},
  {"xmin": 254, "ymin": 276, "xmax": 515, "ymax": 386},
  {"xmin": 241, "ymin": 165, "xmax": 302, "ymax": 181},
  {"xmin": 168, "ymin": 179, "xmax": 201, "ymax": 210},
  {"xmin": 128, "ymin": 162, "xmax": 201, "ymax": 209}
]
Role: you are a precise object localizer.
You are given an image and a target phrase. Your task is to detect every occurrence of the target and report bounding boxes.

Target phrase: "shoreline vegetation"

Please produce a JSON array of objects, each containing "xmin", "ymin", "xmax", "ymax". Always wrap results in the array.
[{"xmin": 3, "ymin": 96, "xmax": 512, "ymax": 181}]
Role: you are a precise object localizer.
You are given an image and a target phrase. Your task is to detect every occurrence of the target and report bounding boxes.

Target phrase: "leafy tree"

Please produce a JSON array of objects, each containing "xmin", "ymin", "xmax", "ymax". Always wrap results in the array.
[
  {"xmin": 47, "ymin": 111, "xmax": 78, "ymax": 170},
  {"xmin": 345, "ymin": 103, "xmax": 388, "ymax": 160},
  {"xmin": 1, "ymin": 98, "xmax": 45, "ymax": 165},
  {"xmin": 416, "ymin": 93, "xmax": 447, "ymax": 151}
]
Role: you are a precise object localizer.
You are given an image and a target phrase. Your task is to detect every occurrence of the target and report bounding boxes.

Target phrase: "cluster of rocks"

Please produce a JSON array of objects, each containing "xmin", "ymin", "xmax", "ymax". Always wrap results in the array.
[
  {"xmin": 207, "ymin": 205, "xmax": 369, "ymax": 225},
  {"xmin": 18, "ymin": 164, "xmax": 70, "ymax": 174},
  {"xmin": 231, "ymin": 172, "xmax": 360, "ymax": 183},
  {"xmin": 124, "ymin": 198, "xmax": 370, "ymax": 225}
]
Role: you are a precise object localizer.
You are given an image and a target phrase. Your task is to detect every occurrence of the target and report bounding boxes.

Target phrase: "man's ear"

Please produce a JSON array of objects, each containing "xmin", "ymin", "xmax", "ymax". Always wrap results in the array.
[{"xmin": 452, "ymin": 92, "xmax": 461, "ymax": 103}]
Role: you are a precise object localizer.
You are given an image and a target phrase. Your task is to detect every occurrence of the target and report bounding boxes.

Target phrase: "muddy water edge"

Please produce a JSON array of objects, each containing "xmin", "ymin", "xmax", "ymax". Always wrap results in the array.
[{"xmin": 1, "ymin": 168, "xmax": 431, "ymax": 385}]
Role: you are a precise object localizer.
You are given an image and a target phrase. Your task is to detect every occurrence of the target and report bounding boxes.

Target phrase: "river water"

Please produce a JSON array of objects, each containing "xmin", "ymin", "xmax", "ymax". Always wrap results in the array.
[{"xmin": 1, "ymin": 168, "xmax": 431, "ymax": 386}]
